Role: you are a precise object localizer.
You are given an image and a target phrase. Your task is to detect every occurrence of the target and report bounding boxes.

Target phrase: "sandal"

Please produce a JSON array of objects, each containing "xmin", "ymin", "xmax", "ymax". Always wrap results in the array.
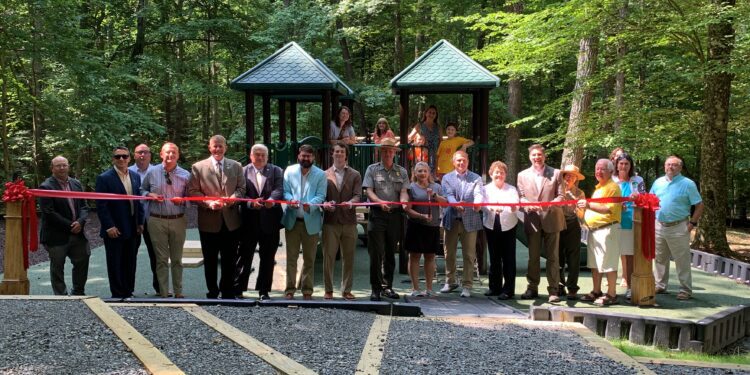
[
  {"xmin": 580, "ymin": 291, "xmax": 603, "ymax": 302},
  {"xmin": 676, "ymin": 291, "xmax": 692, "ymax": 300},
  {"xmin": 594, "ymin": 294, "xmax": 618, "ymax": 306}
]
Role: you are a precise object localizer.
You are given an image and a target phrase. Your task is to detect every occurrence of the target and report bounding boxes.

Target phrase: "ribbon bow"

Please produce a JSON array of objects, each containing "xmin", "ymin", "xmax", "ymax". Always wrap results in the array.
[{"xmin": 633, "ymin": 193, "xmax": 660, "ymax": 260}]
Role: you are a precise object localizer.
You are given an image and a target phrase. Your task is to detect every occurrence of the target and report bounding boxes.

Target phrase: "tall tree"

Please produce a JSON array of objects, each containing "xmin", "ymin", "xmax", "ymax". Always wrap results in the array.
[
  {"xmin": 696, "ymin": 0, "xmax": 736, "ymax": 256},
  {"xmin": 561, "ymin": 36, "xmax": 599, "ymax": 167},
  {"xmin": 504, "ymin": 1, "xmax": 524, "ymax": 185}
]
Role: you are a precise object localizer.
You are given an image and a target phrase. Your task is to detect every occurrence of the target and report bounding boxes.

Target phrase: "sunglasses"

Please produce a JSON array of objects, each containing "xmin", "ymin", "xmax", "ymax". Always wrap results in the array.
[
  {"xmin": 164, "ymin": 170, "xmax": 172, "ymax": 185},
  {"xmin": 113, "ymin": 154, "xmax": 130, "ymax": 160}
]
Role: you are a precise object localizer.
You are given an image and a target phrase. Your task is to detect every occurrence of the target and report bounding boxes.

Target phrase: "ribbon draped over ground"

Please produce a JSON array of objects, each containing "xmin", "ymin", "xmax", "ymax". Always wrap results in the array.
[{"xmin": 3, "ymin": 184, "xmax": 660, "ymax": 267}]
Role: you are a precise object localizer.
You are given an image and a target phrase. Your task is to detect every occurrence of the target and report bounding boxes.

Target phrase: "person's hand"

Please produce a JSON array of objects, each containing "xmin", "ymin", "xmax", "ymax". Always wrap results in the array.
[
  {"xmin": 148, "ymin": 193, "xmax": 164, "ymax": 202},
  {"xmin": 106, "ymin": 227, "xmax": 121, "ymax": 239},
  {"xmin": 264, "ymin": 200, "xmax": 274, "ymax": 209},
  {"xmin": 208, "ymin": 200, "xmax": 223, "ymax": 210},
  {"xmin": 380, "ymin": 202, "xmax": 391, "ymax": 212},
  {"xmin": 251, "ymin": 199, "xmax": 263, "ymax": 209},
  {"xmin": 343, "ymin": 201, "xmax": 353, "ymax": 209},
  {"xmin": 303, "ymin": 203, "xmax": 310, "ymax": 213},
  {"xmin": 288, "ymin": 200, "xmax": 299, "ymax": 209},
  {"xmin": 473, "ymin": 204, "xmax": 481, "ymax": 213},
  {"xmin": 456, "ymin": 205, "xmax": 465, "ymax": 213},
  {"xmin": 322, "ymin": 201, "xmax": 335, "ymax": 212},
  {"xmin": 171, "ymin": 197, "xmax": 185, "ymax": 206},
  {"xmin": 137, "ymin": 225, "xmax": 144, "ymax": 235},
  {"xmin": 70, "ymin": 221, "xmax": 82, "ymax": 234},
  {"xmin": 576, "ymin": 199, "xmax": 587, "ymax": 209}
]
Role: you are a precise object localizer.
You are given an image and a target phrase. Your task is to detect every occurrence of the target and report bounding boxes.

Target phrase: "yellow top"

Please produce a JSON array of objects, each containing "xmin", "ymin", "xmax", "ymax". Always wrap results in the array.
[
  {"xmin": 436, "ymin": 136, "xmax": 469, "ymax": 174},
  {"xmin": 584, "ymin": 178, "xmax": 622, "ymax": 228}
]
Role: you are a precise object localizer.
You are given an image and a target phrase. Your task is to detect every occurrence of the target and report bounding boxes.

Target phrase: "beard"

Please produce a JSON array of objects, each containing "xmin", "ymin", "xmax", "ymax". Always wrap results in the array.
[{"xmin": 299, "ymin": 160, "xmax": 313, "ymax": 169}]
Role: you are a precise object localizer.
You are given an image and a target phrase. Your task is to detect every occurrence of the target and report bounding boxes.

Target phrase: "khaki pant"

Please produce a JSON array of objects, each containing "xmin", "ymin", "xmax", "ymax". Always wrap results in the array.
[
  {"xmin": 322, "ymin": 223, "xmax": 357, "ymax": 294},
  {"xmin": 444, "ymin": 220, "xmax": 478, "ymax": 288},
  {"xmin": 526, "ymin": 230, "xmax": 561, "ymax": 295},
  {"xmin": 147, "ymin": 216, "xmax": 187, "ymax": 296},
  {"xmin": 285, "ymin": 221, "xmax": 319, "ymax": 295},
  {"xmin": 654, "ymin": 220, "xmax": 692, "ymax": 294}
]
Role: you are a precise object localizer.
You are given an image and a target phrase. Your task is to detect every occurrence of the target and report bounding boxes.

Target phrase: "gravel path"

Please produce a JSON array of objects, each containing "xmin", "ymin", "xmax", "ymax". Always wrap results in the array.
[
  {"xmin": 381, "ymin": 319, "xmax": 643, "ymax": 375},
  {"xmin": 646, "ymin": 364, "xmax": 750, "ymax": 375},
  {"xmin": 0, "ymin": 300, "xmax": 146, "ymax": 375},
  {"xmin": 114, "ymin": 306, "xmax": 276, "ymax": 375},
  {"xmin": 205, "ymin": 306, "xmax": 374, "ymax": 374}
]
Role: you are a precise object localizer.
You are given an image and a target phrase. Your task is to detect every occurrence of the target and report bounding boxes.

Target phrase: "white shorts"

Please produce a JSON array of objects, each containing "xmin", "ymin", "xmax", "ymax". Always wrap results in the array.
[
  {"xmin": 619, "ymin": 228, "xmax": 634, "ymax": 256},
  {"xmin": 587, "ymin": 224, "xmax": 621, "ymax": 273}
]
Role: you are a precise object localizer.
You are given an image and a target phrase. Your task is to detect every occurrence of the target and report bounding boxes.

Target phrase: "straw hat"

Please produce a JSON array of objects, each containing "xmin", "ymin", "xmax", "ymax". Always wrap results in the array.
[
  {"xmin": 561, "ymin": 164, "xmax": 585, "ymax": 180},
  {"xmin": 378, "ymin": 137, "xmax": 400, "ymax": 150}
]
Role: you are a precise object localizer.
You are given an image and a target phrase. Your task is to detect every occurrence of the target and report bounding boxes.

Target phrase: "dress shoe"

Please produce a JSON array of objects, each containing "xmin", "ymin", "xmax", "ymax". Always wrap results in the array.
[
  {"xmin": 440, "ymin": 283, "xmax": 459, "ymax": 293},
  {"xmin": 370, "ymin": 292, "xmax": 382, "ymax": 301},
  {"xmin": 259, "ymin": 293, "xmax": 271, "ymax": 301},
  {"xmin": 655, "ymin": 287, "xmax": 668, "ymax": 294},
  {"xmin": 206, "ymin": 292, "xmax": 219, "ymax": 299},
  {"xmin": 324, "ymin": 292, "xmax": 334, "ymax": 300},
  {"xmin": 520, "ymin": 289, "xmax": 539, "ymax": 300},
  {"xmin": 484, "ymin": 289, "xmax": 500, "ymax": 297},
  {"xmin": 174, "ymin": 293, "xmax": 185, "ymax": 299},
  {"xmin": 342, "ymin": 292, "xmax": 356, "ymax": 300},
  {"xmin": 284, "ymin": 293, "xmax": 295, "ymax": 300},
  {"xmin": 566, "ymin": 291, "xmax": 578, "ymax": 300},
  {"xmin": 303, "ymin": 294, "xmax": 313, "ymax": 300},
  {"xmin": 497, "ymin": 293, "xmax": 513, "ymax": 300},
  {"xmin": 557, "ymin": 287, "xmax": 567, "ymax": 298},
  {"xmin": 548, "ymin": 295, "xmax": 561, "ymax": 303},
  {"xmin": 381, "ymin": 289, "xmax": 400, "ymax": 299}
]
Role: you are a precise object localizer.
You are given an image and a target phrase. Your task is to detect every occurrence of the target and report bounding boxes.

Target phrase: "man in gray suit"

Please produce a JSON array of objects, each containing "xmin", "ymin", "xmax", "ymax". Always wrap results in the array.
[
  {"xmin": 39, "ymin": 156, "xmax": 90, "ymax": 295},
  {"xmin": 517, "ymin": 144, "xmax": 566, "ymax": 303},
  {"xmin": 187, "ymin": 135, "xmax": 246, "ymax": 299}
]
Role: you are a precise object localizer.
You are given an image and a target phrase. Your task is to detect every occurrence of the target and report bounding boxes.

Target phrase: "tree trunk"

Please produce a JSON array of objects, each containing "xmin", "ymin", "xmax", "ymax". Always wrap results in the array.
[
  {"xmin": 130, "ymin": 0, "xmax": 147, "ymax": 62},
  {"xmin": 562, "ymin": 36, "xmax": 599, "ymax": 168},
  {"xmin": 332, "ymin": 0, "xmax": 354, "ymax": 81},
  {"xmin": 393, "ymin": 0, "xmax": 403, "ymax": 75},
  {"xmin": 29, "ymin": 1, "xmax": 44, "ymax": 186},
  {"xmin": 0, "ymin": 57, "xmax": 10, "ymax": 178},
  {"xmin": 695, "ymin": 0, "xmax": 735, "ymax": 257},
  {"xmin": 504, "ymin": 1, "xmax": 523, "ymax": 185},
  {"xmin": 612, "ymin": 0, "xmax": 628, "ymax": 130}
]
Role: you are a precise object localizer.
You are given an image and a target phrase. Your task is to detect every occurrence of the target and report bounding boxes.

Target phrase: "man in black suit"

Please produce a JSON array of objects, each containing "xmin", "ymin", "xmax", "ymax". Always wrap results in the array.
[
  {"xmin": 95, "ymin": 146, "xmax": 145, "ymax": 299},
  {"xmin": 235, "ymin": 144, "xmax": 284, "ymax": 300},
  {"xmin": 39, "ymin": 156, "xmax": 90, "ymax": 296}
]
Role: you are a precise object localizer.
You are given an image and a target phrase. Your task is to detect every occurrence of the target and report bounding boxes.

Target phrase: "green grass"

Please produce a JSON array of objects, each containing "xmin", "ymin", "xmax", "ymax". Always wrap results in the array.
[{"xmin": 610, "ymin": 338, "xmax": 750, "ymax": 365}]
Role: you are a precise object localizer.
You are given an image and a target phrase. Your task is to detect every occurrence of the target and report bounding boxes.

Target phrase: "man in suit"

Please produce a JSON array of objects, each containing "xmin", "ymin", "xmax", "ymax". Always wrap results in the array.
[
  {"xmin": 440, "ymin": 151, "xmax": 484, "ymax": 298},
  {"xmin": 96, "ymin": 146, "xmax": 145, "ymax": 299},
  {"xmin": 281, "ymin": 144, "xmax": 327, "ymax": 300},
  {"xmin": 39, "ymin": 156, "xmax": 90, "ymax": 296},
  {"xmin": 187, "ymin": 135, "xmax": 246, "ymax": 299},
  {"xmin": 516, "ymin": 144, "xmax": 566, "ymax": 303},
  {"xmin": 129, "ymin": 143, "xmax": 159, "ymax": 295},
  {"xmin": 235, "ymin": 143, "xmax": 284, "ymax": 300},
  {"xmin": 321, "ymin": 142, "xmax": 362, "ymax": 300}
]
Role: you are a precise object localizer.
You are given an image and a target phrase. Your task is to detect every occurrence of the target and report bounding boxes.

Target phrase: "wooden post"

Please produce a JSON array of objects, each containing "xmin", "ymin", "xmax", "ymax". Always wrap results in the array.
[
  {"xmin": 0, "ymin": 201, "xmax": 30, "ymax": 295},
  {"xmin": 278, "ymin": 99, "xmax": 287, "ymax": 144},
  {"xmin": 631, "ymin": 207, "xmax": 656, "ymax": 306},
  {"xmin": 398, "ymin": 90, "xmax": 410, "ymax": 275},
  {"xmin": 262, "ymin": 95, "xmax": 271, "ymax": 145},
  {"xmin": 245, "ymin": 92, "xmax": 255, "ymax": 154}
]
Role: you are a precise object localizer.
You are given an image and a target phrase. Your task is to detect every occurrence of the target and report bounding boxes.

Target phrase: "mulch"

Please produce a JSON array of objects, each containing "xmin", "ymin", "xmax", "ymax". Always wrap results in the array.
[{"xmin": 0, "ymin": 208, "xmax": 199, "ymax": 271}]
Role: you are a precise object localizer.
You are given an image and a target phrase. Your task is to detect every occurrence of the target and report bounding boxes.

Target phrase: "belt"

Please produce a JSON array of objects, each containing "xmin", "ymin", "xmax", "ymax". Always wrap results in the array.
[
  {"xmin": 455, "ymin": 217, "xmax": 463, "ymax": 221},
  {"xmin": 296, "ymin": 218, "xmax": 305, "ymax": 222},
  {"xmin": 150, "ymin": 213, "xmax": 184, "ymax": 219},
  {"xmin": 590, "ymin": 221, "xmax": 619, "ymax": 231},
  {"xmin": 659, "ymin": 219, "xmax": 687, "ymax": 227}
]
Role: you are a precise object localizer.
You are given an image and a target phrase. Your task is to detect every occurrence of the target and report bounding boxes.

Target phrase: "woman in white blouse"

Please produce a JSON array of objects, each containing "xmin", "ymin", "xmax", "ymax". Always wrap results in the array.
[{"xmin": 482, "ymin": 161, "xmax": 520, "ymax": 300}]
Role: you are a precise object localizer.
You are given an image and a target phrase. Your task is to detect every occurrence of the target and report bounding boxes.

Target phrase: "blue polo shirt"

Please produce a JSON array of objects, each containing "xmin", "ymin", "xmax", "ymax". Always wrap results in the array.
[{"xmin": 649, "ymin": 174, "xmax": 702, "ymax": 223}]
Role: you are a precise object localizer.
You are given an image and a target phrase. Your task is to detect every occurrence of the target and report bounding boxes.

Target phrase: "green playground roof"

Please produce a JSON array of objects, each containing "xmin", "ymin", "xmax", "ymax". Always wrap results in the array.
[
  {"xmin": 390, "ymin": 39, "xmax": 500, "ymax": 92},
  {"xmin": 230, "ymin": 42, "xmax": 349, "ymax": 95}
]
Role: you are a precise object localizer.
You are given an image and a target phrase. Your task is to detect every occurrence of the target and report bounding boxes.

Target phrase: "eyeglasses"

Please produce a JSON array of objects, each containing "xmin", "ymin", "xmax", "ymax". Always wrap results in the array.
[
  {"xmin": 113, "ymin": 154, "xmax": 130, "ymax": 160},
  {"xmin": 164, "ymin": 170, "xmax": 172, "ymax": 185},
  {"xmin": 135, "ymin": 150, "xmax": 151, "ymax": 155}
]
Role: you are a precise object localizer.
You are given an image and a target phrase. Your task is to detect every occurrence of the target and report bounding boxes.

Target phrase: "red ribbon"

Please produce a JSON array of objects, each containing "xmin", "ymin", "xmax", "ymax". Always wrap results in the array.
[
  {"xmin": 634, "ymin": 193, "xmax": 660, "ymax": 260},
  {"xmin": 2, "ymin": 180, "xmax": 39, "ymax": 269},
  {"xmin": 25, "ymin": 188, "xmax": 660, "ymax": 260}
]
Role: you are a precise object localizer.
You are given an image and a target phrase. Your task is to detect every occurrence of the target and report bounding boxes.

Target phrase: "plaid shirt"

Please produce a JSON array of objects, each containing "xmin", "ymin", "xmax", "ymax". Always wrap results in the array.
[{"xmin": 441, "ymin": 170, "xmax": 484, "ymax": 232}]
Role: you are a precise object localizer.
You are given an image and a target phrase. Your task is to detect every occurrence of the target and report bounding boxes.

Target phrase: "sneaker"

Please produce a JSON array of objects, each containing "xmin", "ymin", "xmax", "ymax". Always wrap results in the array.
[
  {"xmin": 460, "ymin": 288, "xmax": 472, "ymax": 298},
  {"xmin": 440, "ymin": 283, "xmax": 459, "ymax": 293},
  {"xmin": 625, "ymin": 289, "xmax": 632, "ymax": 300},
  {"xmin": 410, "ymin": 290, "xmax": 425, "ymax": 297},
  {"xmin": 424, "ymin": 289, "xmax": 435, "ymax": 297},
  {"xmin": 548, "ymin": 295, "xmax": 561, "ymax": 303}
]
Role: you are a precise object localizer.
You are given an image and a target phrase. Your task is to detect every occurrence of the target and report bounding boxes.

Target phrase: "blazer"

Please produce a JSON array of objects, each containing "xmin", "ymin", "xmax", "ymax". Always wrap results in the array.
[
  {"xmin": 187, "ymin": 156, "xmax": 246, "ymax": 233},
  {"xmin": 95, "ymin": 168, "xmax": 145, "ymax": 240},
  {"xmin": 516, "ymin": 165, "xmax": 566, "ymax": 233},
  {"xmin": 323, "ymin": 165, "xmax": 362, "ymax": 225},
  {"xmin": 240, "ymin": 162, "xmax": 284, "ymax": 234},
  {"xmin": 441, "ymin": 170, "xmax": 484, "ymax": 232},
  {"xmin": 39, "ymin": 176, "xmax": 89, "ymax": 246},
  {"xmin": 281, "ymin": 164, "xmax": 327, "ymax": 234}
]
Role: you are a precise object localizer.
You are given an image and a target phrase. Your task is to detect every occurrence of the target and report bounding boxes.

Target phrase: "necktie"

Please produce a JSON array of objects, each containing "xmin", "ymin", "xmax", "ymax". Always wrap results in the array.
[
  {"xmin": 216, "ymin": 161, "xmax": 224, "ymax": 193},
  {"xmin": 256, "ymin": 170, "xmax": 264, "ymax": 193}
]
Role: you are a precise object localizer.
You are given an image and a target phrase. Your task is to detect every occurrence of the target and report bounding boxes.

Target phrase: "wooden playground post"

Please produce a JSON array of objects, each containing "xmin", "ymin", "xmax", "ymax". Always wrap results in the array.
[
  {"xmin": 0, "ymin": 200, "xmax": 30, "ymax": 295},
  {"xmin": 631, "ymin": 207, "xmax": 655, "ymax": 306}
]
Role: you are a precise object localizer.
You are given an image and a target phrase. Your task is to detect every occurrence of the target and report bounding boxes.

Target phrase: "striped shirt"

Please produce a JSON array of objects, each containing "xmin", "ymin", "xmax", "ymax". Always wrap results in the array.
[{"xmin": 141, "ymin": 163, "xmax": 191, "ymax": 216}]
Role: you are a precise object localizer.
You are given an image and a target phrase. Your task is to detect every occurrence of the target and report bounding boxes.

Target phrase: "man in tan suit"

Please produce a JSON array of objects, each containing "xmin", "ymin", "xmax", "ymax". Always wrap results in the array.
[
  {"xmin": 321, "ymin": 142, "xmax": 362, "ymax": 300},
  {"xmin": 187, "ymin": 135, "xmax": 246, "ymax": 299},
  {"xmin": 517, "ymin": 144, "xmax": 565, "ymax": 303}
]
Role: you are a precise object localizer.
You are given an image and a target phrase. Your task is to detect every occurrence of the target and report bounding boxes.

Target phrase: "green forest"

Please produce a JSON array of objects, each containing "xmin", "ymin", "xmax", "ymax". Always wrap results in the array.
[{"xmin": 1, "ymin": 0, "xmax": 748, "ymax": 256}]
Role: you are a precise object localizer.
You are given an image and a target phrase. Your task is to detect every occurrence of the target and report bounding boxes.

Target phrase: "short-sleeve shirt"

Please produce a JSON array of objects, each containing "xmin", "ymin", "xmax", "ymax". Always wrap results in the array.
[
  {"xmin": 362, "ymin": 162, "xmax": 408, "ymax": 203},
  {"xmin": 584, "ymin": 178, "xmax": 622, "ymax": 229},
  {"xmin": 331, "ymin": 121, "xmax": 355, "ymax": 140},
  {"xmin": 615, "ymin": 176, "xmax": 645, "ymax": 230},
  {"xmin": 408, "ymin": 182, "xmax": 442, "ymax": 227},
  {"xmin": 436, "ymin": 136, "xmax": 469, "ymax": 174},
  {"xmin": 650, "ymin": 174, "xmax": 702, "ymax": 223}
]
